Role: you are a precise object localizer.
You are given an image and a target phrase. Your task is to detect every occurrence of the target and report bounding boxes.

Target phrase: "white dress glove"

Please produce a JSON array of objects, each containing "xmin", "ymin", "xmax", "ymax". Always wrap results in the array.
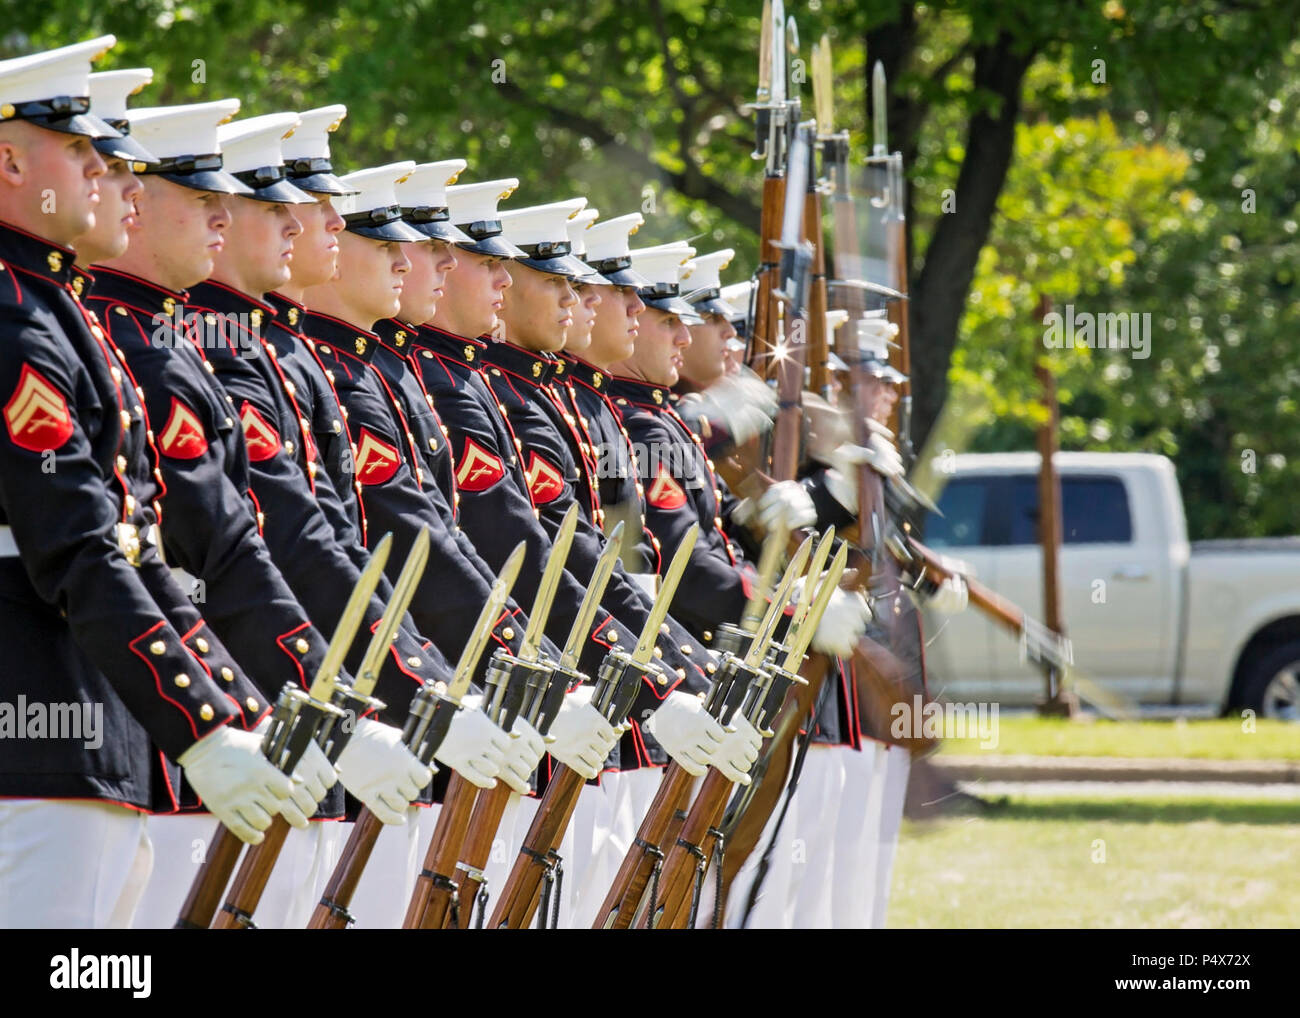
[
  {"xmin": 547, "ymin": 684, "xmax": 620, "ymax": 780},
  {"xmin": 758, "ymin": 480, "xmax": 817, "ymax": 532},
  {"xmin": 812, "ymin": 587, "xmax": 873, "ymax": 657},
  {"xmin": 711, "ymin": 713, "xmax": 762, "ymax": 785},
  {"xmin": 688, "ymin": 368, "xmax": 778, "ymax": 445},
  {"xmin": 280, "ymin": 739, "xmax": 338, "ymax": 829},
  {"xmin": 928, "ymin": 574, "xmax": 969, "ymax": 615},
  {"xmin": 434, "ymin": 694, "xmax": 509, "ymax": 789},
  {"xmin": 824, "ymin": 432, "xmax": 905, "ymax": 513},
  {"xmin": 643, "ymin": 690, "xmax": 725, "ymax": 777},
  {"xmin": 499, "ymin": 717, "xmax": 546, "ymax": 794},
  {"xmin": 335, "ymin": 717, "xmax": 434, "ymax": 825},
  {"xmin": 177, "ymin": 725, "xmax": 297, "ymax": 844}
]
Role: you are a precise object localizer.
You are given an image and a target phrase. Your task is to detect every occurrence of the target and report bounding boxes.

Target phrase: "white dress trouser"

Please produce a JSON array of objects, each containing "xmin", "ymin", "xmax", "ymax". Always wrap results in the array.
[{"xmin": 0, "ymin": 799, "xmax": 152, "ymax": 929}]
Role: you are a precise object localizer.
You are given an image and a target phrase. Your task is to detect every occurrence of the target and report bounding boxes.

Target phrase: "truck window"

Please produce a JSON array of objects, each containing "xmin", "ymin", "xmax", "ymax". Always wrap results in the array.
[
  {"xmin": 924, "ymin": 477, "xmax": 991, "ymax": 547},
  {"xmin": 1006, "ymin": 475, "xmax": 1133, "ymax": 545}
]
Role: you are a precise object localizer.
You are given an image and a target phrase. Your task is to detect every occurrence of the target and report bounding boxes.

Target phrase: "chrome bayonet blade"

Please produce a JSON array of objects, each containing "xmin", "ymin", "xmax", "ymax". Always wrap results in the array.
[
  {"xmin": 783, "ymin": 543, "xmax": 849, "ymax": 670},
  {"xmin": 756, "ymin": 0, "xmax": 772, "ymax": 102},
  {"xmin": 770, "ymin": 0, "xmax": 786, "ymax": 106},
  {"xmin": 786, "ymin": 526, "xmax": 835, "ymax": 636},
  {"xmin": 448, "ymin": 541, "xmax": 527, "ymax": 702},
  {"xmin": 743, "ymin": 533, "xmax": 812, "ymax": 669},
  {"xmin": 353, "ymin": 528, "xmax": 430, "ymax": 698},
  {"xmin": 560, "ymin": 521, "xmax": 625, "ymax": 673},
  {"xmin": 739, "ymin": 519, "xmax": 789, "ymax": 632},
  {"xmin": 632, "ymin": 522, "xmax": 699, "ymax": 665},
  {"xmin": 520, "ymin": 502, "xmax": 579, "ymax": 663},
  {"xmin": 785, "ymin": 16, "xmax": 800, "ymax": 104},
  {"xmin": 812, "ymin": 34, "xmax": 833, "ymax": 138},
  {"xmin": 872, "ymin": 60, "xmax": 888, "ymax": 157},
  {"xmin": 307, "ymin": 532, "xmax": 393, "ymax": 702}
]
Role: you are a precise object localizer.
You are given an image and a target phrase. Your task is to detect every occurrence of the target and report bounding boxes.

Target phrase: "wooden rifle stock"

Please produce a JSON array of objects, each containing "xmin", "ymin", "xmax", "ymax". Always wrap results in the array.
[
  {"xmin": 210, "ymin": 815, "xmax": 291, "ymax": 929},
  {"xmin": 448, "ymin": 783, "xmax": 514, "ymax": 927},
  {"xmin": 488, "ymin": 766, "xmax": 586, "ymax": 929},
  {"xmin": 306, "ymin": 809, "xmax": 385, "ymax": 929},
  {"xmin": 751, "ymin": 176, "xmax": 787, "ymax": 383},
  {"xmin": 593, "ymin": 762, "xmax": 694, "ymax": 929},
  {"xmin": 642, "ymin": 768, "xmax": 734, "ymax": 928},
  {"xmin": 906, "ymin": 536, "xmax": 1025, "ymax": 634},
  {"xmin": 717, "ymin": 652, "xmax": 828, "ymax": 905},
  {"xmin": 805, "ymin": 189, "xmax": 830, "ymax": 398},
  {"xmin": 402, "ymin": 773, "xmax": 479, "ymax": 929},
  {"xmin": 174, "ymin": 823, "xmax": 244, "ymax": 929}
]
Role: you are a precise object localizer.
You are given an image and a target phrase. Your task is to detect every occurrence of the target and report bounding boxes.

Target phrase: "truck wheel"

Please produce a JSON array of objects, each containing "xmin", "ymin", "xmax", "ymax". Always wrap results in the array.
[{"xmin": 1235, "ymin": 643, "xmax": 1300, "ymax": 721}]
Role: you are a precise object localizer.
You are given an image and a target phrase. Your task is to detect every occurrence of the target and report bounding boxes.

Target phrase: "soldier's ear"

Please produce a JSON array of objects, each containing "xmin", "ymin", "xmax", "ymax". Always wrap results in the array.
[{"xmin": 0, "ymin": 136, "xmax": 25, "ymax": 186}]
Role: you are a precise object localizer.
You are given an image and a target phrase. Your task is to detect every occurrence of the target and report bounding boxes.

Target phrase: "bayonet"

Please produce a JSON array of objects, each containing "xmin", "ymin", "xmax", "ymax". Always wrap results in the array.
[
  {"xmin": 519, "ymin": 503, "xmax": 578, "ymax": 663},
  {"xmin": 351, "ymin": 528, "xmax": 429, "ymax": 698},
  {"xmin": 786, "ymin": 526, "xmax": 835, "ymax": 637},
  {"xmin": 781, "ymin": 543, "xmax": 849, "ymax": 671},
  {"xmin": 560, "ymin": 521, "xmax": 625, "ymax": 674},
  {"xmin": 872, "ymin": 60, "xmax": 888, "ymax": 159},
  {"xmin": 743, "ymin": 533, "xmax": 811, "ymax": 671},
  {"xmin": 738, "ymin": 521, "xmax": 790, "ymax": 633},
  {"xmin": 632, "ymin": 523, "xmax": 699, "ymax": 665},
  {"xmin": 304, "ymin": 532, "xmax": 392, "ymax": 704},
  {"xmin": 448, "ymin": 541, "xmax": 526, "ymax": 703}
]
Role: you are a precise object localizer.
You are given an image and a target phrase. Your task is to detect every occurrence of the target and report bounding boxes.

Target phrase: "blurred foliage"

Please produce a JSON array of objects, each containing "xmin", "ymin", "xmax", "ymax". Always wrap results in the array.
[{"xmin": 4, "ymin": 0, "xmax": 1300, "ymax": 538}]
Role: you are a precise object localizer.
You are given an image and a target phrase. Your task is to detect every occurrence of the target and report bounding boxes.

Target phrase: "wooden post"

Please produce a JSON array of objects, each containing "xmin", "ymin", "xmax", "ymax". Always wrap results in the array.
[{"xmin": 1034, "ymin": 297, "xmax": 1078, "ymax": 717}]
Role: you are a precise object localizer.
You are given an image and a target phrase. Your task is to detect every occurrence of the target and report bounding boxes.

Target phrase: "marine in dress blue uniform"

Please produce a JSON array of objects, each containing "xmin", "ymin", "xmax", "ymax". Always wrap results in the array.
[{"xmin": 0, "ymin": 38, "xmax": 307, "ymax": 928}]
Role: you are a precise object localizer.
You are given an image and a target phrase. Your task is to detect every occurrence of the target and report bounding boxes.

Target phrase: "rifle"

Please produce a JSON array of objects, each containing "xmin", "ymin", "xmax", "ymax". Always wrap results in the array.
[
  {"xmin": 745, "ymin": 0, "xmax": 791, "ymax": 384},
  {"xmin": 175, "ymin": 533, "xmax": 393, "ymax": 929},
  {"xmin": 717, "ymin": 47, "xmax": 914, "ymax": 918},
  {"xmin": 402, "ymin": 506, "xmax": 578, "ymax": 931},
  {"xmin": 892, "ymin": 534, "xmax": 1074, "ymax": 677},
  {"xmin": 865, "ymin": 60, "xmax": 914, "ymax": 466},
  {"xmin": 213, "ymin": 529, "xmax": 431, "ymax": 929},
  {"xmin": 376, "ymin": 540, "xmax": 525, "ymax": 930},
  {"xmin": 647, "ymin": 539, "xmax": 848, "ymax": 928},
  {"xmin": 448, "ymin": 506, "xmax": 587, "ymax": 927},
  {"xmin": 487, "ymin": 520, "xmax": 693, "ymax": 929},
  {"xmin": 305, "ymin": 531, "xmax": 510, "ymax": 930},
  {"xmin": 627, "ymin": 534, "xmax": 811, "ymax": 930}
]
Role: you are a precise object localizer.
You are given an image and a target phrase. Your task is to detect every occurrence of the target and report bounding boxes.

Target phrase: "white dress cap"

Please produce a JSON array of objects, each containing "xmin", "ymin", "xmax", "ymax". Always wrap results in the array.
[
  {"xmin": 126, "ymin": 99, "xmax": 253, "ymax": 195},
  {"xmin": 87, "ymin": 68, "xmax": 156, "ymax": 164},
  {"xmin": 499, "ymin": 198, "xmax": 597, "ymax": 279},
  {"xmin": 584, "ymin": 212, "xmax": 644, "ymax": 263},
  {"xmin": 566, "ymin": 207, "xmax": 600, "ymax": 257},
  {"xmin": 281, "ymin": 104, "xmax": 356, "ymax": 196},
  {"xmin": 336, "ymin": 161, "xmax": 426, "ymax": 241},
  {"xmin": 444, "ymin": 178, "xmax": 525, "ymax": 257},
  {"xmin": 680, "ymin": 248, "xmax": 735, "ymax": 294},
  {"xmin": 0, "ymin": 35, "xmax": 120, "ymax": 139}
]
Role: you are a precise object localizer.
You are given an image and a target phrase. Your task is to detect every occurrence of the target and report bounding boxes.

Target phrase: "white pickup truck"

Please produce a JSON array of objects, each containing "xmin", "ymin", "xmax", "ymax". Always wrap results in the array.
[{"xmin": 918, "ymin": 452, "xmax": 1300, "ymax": 719}]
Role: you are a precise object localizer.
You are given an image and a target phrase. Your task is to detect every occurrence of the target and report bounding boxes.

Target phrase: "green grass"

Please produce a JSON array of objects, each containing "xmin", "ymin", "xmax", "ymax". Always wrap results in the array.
[
  {"xmin": 937, "ymin": 716, "xmax": 1300, "ymax": 760},
  {"xmin": 888, "ymin": 793, "xmax": 1300, "ymax": 928}
]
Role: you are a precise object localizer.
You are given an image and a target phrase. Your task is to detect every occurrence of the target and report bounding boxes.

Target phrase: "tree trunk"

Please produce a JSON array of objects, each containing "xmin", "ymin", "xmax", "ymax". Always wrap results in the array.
[{"xmin": 909, "ymin": 32, "xmax": 1036, "ymax": 451}]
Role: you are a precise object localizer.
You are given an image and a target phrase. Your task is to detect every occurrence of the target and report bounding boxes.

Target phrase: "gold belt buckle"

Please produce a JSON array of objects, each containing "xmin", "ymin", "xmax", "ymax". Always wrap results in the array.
[{"xmin": 116, "ymin": 522, "xmax": 141, "ymax": 567}]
